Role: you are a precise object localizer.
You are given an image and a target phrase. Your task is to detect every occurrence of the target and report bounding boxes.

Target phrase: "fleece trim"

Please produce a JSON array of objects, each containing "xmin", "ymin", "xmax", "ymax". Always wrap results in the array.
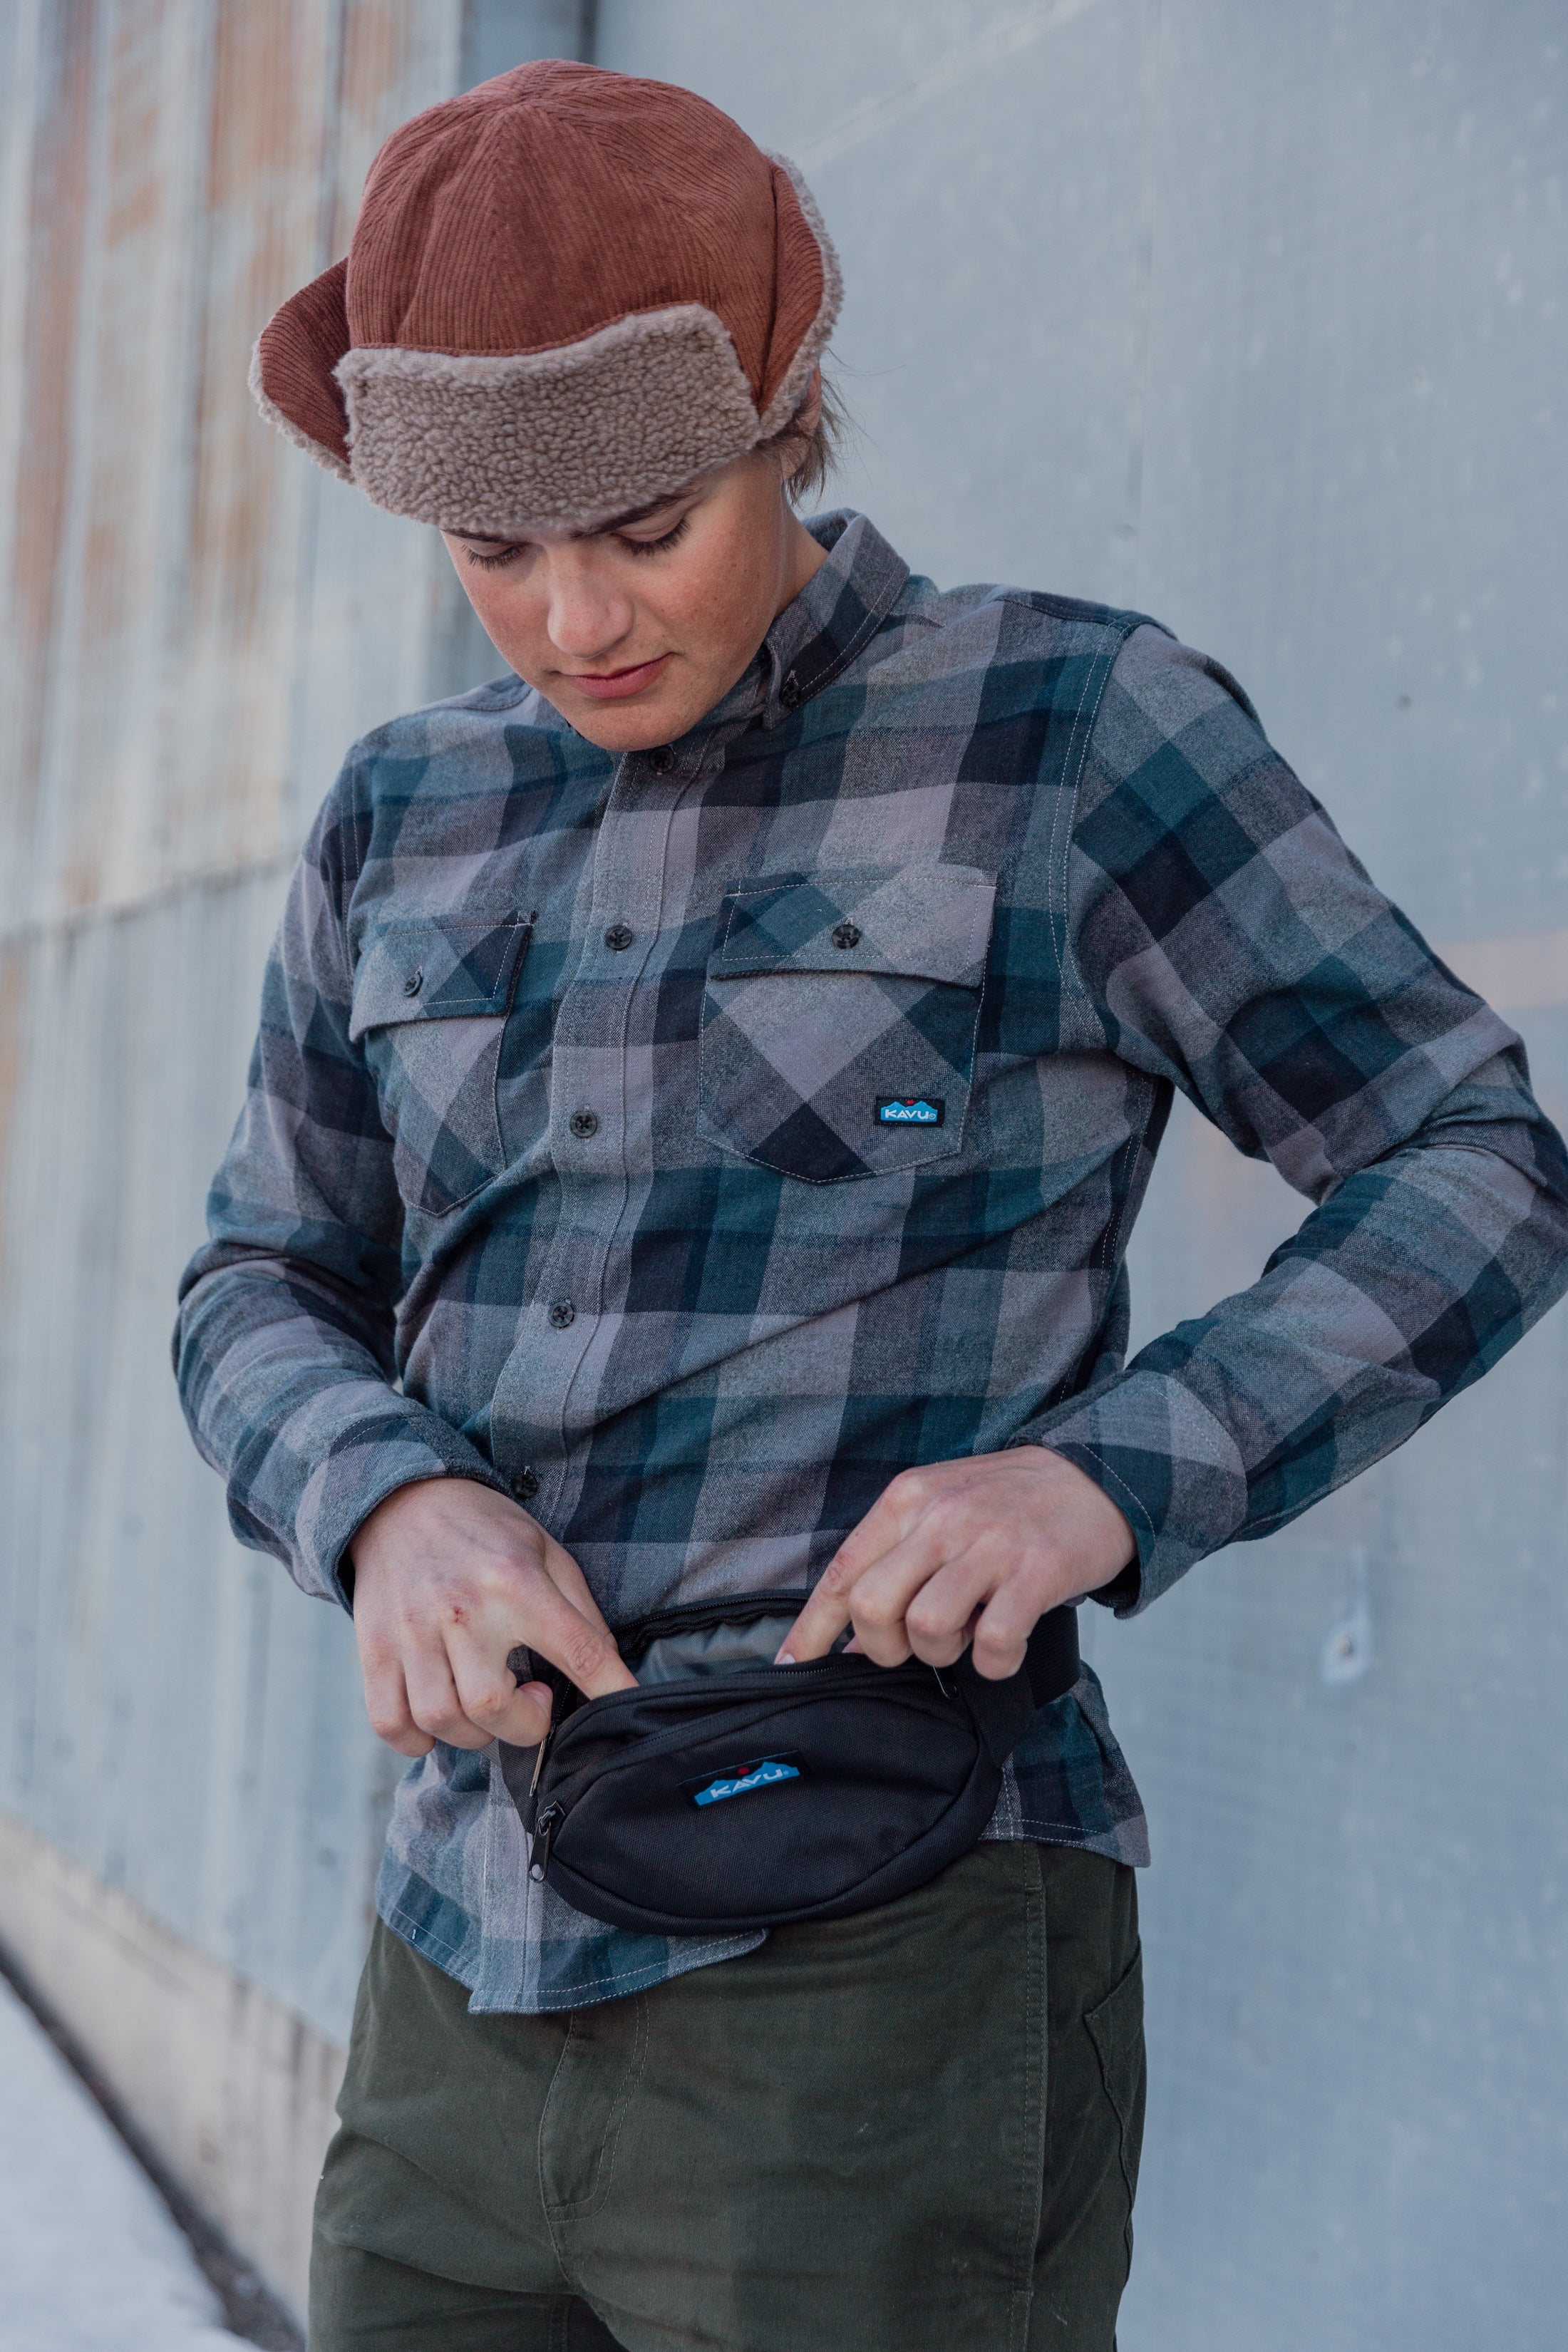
[{"xmin": 336, "ymin": 303, "xmax": 802, "ymax": 535}]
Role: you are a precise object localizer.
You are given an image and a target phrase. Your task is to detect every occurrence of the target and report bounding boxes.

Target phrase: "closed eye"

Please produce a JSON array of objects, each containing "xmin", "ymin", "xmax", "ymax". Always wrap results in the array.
[
  {"xmin": 463, "ymin": 541, "xmax": 525, "ymax": 572},
  {"xmin": 619, "ymin": 515, "xmax": 691, "ymax": 559}
]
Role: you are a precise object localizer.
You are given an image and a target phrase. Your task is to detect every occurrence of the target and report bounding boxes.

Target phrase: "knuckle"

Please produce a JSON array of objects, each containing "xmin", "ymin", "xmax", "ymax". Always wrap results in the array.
[
  {"xmin": 854, "ymin": 1587, "xmax": 902, "ymax": 1631},
  {"xmin": 418, "ymin": 1700, "xmax": 466, "ymax": 1740},
  {"xmin": 904, "ymin": 1594, "xmax": 950, "ymax": 1642},
  {"xmin": 465, "ymin": 1682, "xmax": 512, "ymax": 1723},
  {"xmin": 820, "ymin": 1556, "xmax": 860, "ymax": 1599},
  {"xmin": 564, "ymin": 1629, "xmax": 614, "ymax": 1686},
  {"xmin": 924, "ymin": 1488, "xmax": 970, "ymax": 1535}
]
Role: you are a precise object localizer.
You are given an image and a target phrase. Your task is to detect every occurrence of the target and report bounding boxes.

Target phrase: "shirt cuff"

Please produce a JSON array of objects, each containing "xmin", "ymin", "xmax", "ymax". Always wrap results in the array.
[
  {"xmin": 292, "ymin": 1400, "xmax": 512, "ymax": 1611},
  {"xmin": 1008, "ymin": 1371, "xmax": 1249, "ymax": 1615}
]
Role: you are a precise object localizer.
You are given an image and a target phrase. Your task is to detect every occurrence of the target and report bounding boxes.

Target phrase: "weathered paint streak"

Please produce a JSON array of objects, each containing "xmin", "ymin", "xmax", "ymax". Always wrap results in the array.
[
  {"xmin": 0, "ymin": 0, "xmax": 472, "ymax": 934},
  {"xmin": 5, "ymin": 0, "xmax": 98, "ymax": 906}
]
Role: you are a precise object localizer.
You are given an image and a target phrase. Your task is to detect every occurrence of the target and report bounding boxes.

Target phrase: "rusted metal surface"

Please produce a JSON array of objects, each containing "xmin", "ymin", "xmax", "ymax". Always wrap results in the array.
[{"xmin": 0, "ymin": 0, "xmax": 477, "ymax": 937}]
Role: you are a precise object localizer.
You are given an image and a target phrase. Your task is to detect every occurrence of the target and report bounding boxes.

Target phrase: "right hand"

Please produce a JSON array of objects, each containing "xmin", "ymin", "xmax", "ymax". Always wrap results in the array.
[{"xmin": 348, "ymin": 1477, "xmax": 636, "ymax": 1756}]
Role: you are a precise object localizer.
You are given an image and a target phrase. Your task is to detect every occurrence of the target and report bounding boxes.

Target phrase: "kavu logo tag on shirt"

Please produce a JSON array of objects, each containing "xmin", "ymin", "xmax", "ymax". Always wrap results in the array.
[
  {"xmin": 691, "ymin": 1756, "xmax": 802, "ymax": 1807},
  {"xmin": 876, "ymin": 1096, "xmax": 945, "ymax": 1128}
]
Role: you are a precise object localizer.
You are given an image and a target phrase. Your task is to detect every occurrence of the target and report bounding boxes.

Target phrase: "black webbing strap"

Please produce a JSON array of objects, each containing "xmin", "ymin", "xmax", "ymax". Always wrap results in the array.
[{"xmin": 1024, "ymin": 1606, "xmax": 1081, "ymax": 1708}]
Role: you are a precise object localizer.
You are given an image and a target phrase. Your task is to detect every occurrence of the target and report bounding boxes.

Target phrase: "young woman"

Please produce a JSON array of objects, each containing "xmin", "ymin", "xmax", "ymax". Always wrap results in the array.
[{"xmin": 177, "ymin": 58, "xmax": 1568, "ymax": 2352}]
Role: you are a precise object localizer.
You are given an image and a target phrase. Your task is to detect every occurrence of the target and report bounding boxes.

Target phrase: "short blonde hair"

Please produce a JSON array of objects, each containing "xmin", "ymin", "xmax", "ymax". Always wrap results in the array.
[{"xmin": 768, "ymin": 368, "xmax": 852, "ymax": 510}]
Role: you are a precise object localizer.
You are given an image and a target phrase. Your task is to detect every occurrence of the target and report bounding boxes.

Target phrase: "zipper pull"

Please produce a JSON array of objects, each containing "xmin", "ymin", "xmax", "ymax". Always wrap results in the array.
[
  {"xmin": 529, "ymin": 1802, "xmax": 564, "ymax": 1882},
  {"xmin": 528, "ymin": 1719, "xmax": 556, "ymax": 1797}
]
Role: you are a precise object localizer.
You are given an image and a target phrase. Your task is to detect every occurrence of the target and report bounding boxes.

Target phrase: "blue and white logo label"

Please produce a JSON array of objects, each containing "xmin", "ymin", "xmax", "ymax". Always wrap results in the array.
[
  {"xmin": 692, "ymin": 1757, "xmax": 801, "ymax": 1807},
  {"xmin": 875, "ymin": 1095, "xmax": 945, "ymax": 1128}
]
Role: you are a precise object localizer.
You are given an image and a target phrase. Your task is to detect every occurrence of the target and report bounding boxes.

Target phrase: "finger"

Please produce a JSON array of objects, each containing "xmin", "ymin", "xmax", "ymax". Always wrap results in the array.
[
  {"xmin": 402, "ymin": 1634, "xmax": 495, "ymax": 1751},
  {"xmin": 827, "ymin": 1498, "xmax": 996, "ymax": 1666},
  {"xmin": 535, "ymin": 1532, "xmax": 616, "ymax": 1626},
  {"xmin": 448, "ymin": 1627, "xmax": 555, "ymax": 1745},
  {"xmin": 970, "ymin": 1564, "xmax": 1072, "ymax": 1681},
  {"xmin": 359, "ymin": 1651, "xmax": 435, "ymax": 1758},
  {"xmin": 899, "ymin": 1548, "xmax": 1007, "ymax": 1666},
  {"xmin": 779, "ymin": 1472, "xmax": 944, "ymax": 1661},
  {"xmin": 513, "ymin": 1572, "xmax": 637, "ymax": 1698},
  {"xmin": 776, "ymin": 1564, "xmax": 855, "ymax": 1664}
]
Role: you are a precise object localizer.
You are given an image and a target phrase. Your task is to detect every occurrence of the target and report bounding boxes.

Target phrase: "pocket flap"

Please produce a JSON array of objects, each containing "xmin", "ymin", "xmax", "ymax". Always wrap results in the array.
[
  {"xmin": 710, "ymin": 866, "xmax": 997, "ymax": 989},
  {"xmin": 349, "ymin": 912, "xmax": 533, "ymax": 1041}
]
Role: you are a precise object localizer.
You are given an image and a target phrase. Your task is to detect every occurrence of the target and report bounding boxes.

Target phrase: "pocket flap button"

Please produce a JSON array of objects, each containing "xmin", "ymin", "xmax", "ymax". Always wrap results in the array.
[
  {"xmin": 831, "ymin": 922, "xmax": 862, "ymax": 950},
  {"xmin": 402, "ymin": 968, "xmax": 423, "ymax": 996}
]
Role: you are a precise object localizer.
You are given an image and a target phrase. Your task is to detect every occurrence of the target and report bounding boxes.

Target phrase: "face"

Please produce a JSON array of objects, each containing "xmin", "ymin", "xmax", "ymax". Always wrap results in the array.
[{"xmin": 442, "ymin": 421, "xmax": 827, "ymax": 753}]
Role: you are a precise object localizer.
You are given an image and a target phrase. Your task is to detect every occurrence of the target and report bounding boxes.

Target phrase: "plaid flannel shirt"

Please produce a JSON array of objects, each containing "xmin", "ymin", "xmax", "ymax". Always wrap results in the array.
[{"xmin": 176, "ymin": 512, "xmax": 1568, "ymax": 2013}]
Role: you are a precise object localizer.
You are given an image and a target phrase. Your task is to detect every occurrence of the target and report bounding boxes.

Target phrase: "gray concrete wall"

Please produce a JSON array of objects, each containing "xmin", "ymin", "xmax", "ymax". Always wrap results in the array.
[
  {"xmin": 1, "ymin": 1, "xmax": 1564, "ymax": 2341},
  {"xmin": 589, "ymin": 6, "xmax": 1568, "ymax": 2345}
]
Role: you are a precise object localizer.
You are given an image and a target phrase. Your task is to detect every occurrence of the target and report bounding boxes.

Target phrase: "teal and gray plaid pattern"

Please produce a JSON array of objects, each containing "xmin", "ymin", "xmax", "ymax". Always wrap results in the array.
[{"xmin": 175, "ymin": 513, "xmax": 1568, "ymax": 2013}]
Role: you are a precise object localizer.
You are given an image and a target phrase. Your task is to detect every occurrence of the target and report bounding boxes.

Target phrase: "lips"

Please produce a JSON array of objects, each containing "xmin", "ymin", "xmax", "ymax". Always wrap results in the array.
[{"xmin": 561, "ymin": 654, "xmax": 673, "ymax": 703}]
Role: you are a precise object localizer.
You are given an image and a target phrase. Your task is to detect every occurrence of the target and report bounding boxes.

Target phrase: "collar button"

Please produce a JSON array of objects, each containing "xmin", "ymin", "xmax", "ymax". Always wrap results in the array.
[{"xmin": 647, "ymin": 743, "xmax": 676, "ymax": 775}]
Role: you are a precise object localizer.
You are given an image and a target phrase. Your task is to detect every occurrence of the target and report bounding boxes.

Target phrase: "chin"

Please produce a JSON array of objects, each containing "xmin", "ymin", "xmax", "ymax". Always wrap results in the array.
[{"xmin": 553, "ymin": 693, "xmax": 708, "ymax": 754}]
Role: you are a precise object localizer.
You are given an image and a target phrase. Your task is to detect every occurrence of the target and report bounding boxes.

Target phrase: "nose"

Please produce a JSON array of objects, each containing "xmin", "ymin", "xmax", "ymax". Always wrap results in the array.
[{"xmin": 543, "ymin": 546, "xmax": 636, "ymax": 665}]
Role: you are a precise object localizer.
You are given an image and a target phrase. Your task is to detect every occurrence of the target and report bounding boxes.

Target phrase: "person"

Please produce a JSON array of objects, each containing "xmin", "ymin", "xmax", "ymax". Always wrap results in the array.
[{"xmin": 174, "ymin": 58, "xmax": 1568, "ymax": 2352}]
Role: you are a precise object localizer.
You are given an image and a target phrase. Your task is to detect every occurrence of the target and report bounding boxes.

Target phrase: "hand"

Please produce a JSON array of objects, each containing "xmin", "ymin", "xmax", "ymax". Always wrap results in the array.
[
  {"xmin": 348, "ymin": 1477, "xmax": 636, "ymax": 1756},
  {"xmin": 777, "ymin": 1448, "xmax": 1135, "ymax": 1681}
]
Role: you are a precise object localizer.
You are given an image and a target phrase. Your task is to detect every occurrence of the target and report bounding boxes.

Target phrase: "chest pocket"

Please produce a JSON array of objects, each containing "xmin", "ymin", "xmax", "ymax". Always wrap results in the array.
[
  {"xmin": 349, "ymin": 912, "xmax": 533, "ymax": 1215},
  {"xmin": 698, "ymin": 866, "xmax": 996, "ymax": 1182}
]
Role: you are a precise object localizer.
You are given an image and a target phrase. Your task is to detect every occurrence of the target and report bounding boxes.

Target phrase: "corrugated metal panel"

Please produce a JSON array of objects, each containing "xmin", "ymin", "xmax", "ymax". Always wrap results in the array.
[
  {"xmin": 594, "ymin": 5, "xmax": 1568, "ymax": 2347},
  {"xmin": 0, "ymin": 0, "xmax": 522, "ymax": 2046},
  {"xmin": 0, "ymin": 868, "xmax": 401, "ymax": 2036},
  {"xmin": 0, "ymin": 0, "xmax": 478, "ymax": 935}
]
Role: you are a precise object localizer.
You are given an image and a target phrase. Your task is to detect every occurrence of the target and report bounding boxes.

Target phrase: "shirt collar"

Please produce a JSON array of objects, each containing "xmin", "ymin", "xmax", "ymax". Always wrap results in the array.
[{"xmin": 756, "ymin": 511, "xmax": 912, "ymax": 728}]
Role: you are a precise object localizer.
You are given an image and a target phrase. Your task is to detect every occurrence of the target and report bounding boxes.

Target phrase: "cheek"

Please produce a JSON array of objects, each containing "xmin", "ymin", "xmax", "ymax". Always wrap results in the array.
[
  {"xmin": 674, "ymin": 529, "xmax": 780, "ymax": 660},
  {"xmin": 462, "ymin": 574, "xmax": 546, "ymax": 664}
]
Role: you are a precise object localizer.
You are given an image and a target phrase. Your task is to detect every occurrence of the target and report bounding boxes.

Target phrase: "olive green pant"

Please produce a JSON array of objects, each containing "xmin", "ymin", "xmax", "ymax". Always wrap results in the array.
[{"xmin": 310, "ymin": 1842, "xmax": 1144, "ymax": 2352}]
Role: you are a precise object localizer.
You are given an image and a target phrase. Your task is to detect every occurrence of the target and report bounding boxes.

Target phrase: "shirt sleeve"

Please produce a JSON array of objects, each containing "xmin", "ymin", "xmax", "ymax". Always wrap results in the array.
[
  {"xmin": 1020, "ymin": 624, "xmax": 1568, "ymax": 1613},
  {"xmin": 172, "ymin": 761, "xmax": 508, "ymax": 1608}
]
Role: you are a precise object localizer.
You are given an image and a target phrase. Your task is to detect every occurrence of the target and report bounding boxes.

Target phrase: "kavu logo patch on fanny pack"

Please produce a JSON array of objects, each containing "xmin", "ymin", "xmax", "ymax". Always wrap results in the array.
[
  {"xmin": 690, "ymin": 1755, "xmax": 802, "ymax": 1807},
  {"xmin": 875, "ymin": 1096, "xmax": 945, "ymax": 1127}
]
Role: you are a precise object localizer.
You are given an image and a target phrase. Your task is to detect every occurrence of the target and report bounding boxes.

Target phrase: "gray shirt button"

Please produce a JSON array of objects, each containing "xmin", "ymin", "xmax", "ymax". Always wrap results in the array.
[
  {"xmin": 547, "ymin": 1300, "xmax": 576, "ymax": 1329},
  {"xmin": 569, "ymin": 1110, "xmax": 599, "ymax": 1139},
  {"xmin": 604, "ymin": 923, "xmax": 634, "ymax": 951},
  {"xmin": 648, "ymin": 745, "xmax": 676, "ymax": 775},
  {"xmin": 402, "ymin": 968, "xmax": 424, "ymax": 996},
  {"xmin": 512, "ymin": 1466, "xmax": 540, "ymax": 1501},
  {"xmin": 831, "ymin": 922, "xmax": 862, "ymax": 950}
]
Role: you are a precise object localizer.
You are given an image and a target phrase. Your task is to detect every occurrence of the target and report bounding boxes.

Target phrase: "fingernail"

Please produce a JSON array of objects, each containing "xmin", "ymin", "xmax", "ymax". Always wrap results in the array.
[{"xmin": 775, "ymin": 1649, "xmax": 796, "ymax": 1666}]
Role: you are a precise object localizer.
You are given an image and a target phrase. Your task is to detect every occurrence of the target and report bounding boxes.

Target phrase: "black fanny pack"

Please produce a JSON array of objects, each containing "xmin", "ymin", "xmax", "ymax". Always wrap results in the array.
[{"xmin": 499, "ymin": 1593, "xmax": 1080, "ymax": 1936}]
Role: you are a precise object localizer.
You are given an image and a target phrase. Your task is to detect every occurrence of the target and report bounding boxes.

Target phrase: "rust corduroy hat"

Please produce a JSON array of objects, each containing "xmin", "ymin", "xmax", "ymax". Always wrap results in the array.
[{"xmin": 250, "ymin": 61, "xmax": 842, "ymax": 535}]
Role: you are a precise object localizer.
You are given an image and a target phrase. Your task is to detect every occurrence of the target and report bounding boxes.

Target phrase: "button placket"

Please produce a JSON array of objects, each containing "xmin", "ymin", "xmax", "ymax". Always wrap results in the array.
[{"xmin": 510, "ymin": 751, "xmax": 676, "ymax": 1483}]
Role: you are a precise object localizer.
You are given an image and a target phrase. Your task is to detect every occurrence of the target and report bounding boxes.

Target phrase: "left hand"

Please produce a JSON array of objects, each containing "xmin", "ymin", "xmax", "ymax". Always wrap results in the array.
[{"xmin": 777, "ymin": 1446, "xmax": 1136, "ymax": 1681}]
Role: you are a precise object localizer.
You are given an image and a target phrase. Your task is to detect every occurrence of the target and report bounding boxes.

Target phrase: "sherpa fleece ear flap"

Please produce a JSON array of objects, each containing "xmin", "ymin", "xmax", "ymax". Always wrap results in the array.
[{"xmin": 249, "ymin": 258, "xmax": 353, "ymax": 480}]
